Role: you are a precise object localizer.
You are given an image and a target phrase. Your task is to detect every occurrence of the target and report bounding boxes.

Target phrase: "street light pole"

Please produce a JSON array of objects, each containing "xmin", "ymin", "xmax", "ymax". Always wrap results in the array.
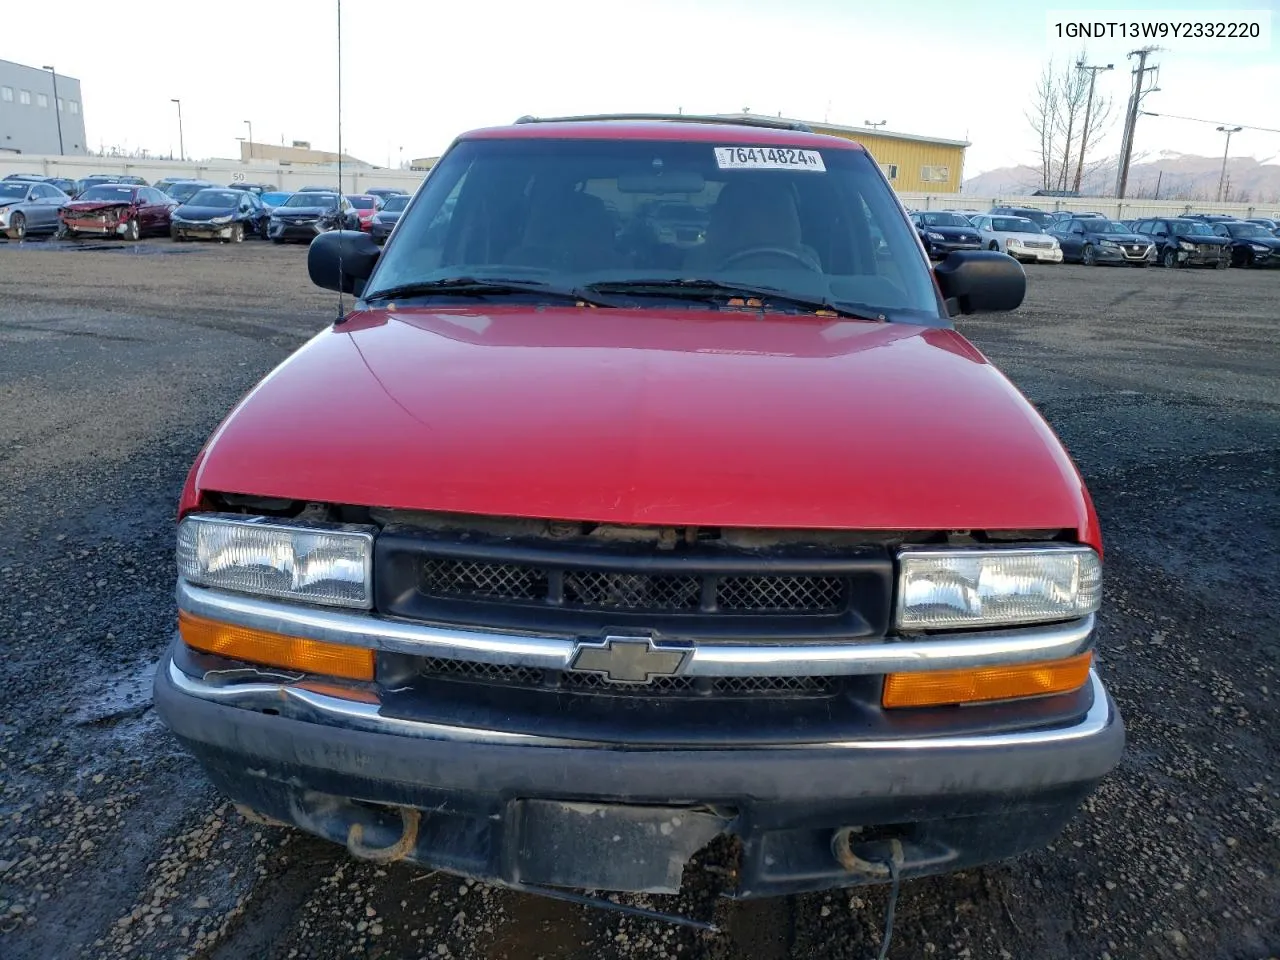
[
  {"xmin": 1072, "ymin": 61, "xmax": 1112, "ymax": 194},
  {"xmin": 171, "ymin": 99, "xmax": 185, "ymax": 161},
  {"xmin": 244, "ymin": 120, "xmax": 253, "ymax": 161},
  {"xmin": 41, "ymin": 66, "xmax": 64, "ymax": 155},
  {"xmin": 1216, "ymin": 126, "xmax": 1242, "ymax": 202}
]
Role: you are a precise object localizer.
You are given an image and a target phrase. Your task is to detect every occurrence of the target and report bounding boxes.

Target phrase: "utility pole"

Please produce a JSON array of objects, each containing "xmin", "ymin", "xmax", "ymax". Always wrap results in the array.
[
  {"xmin": 170, "ymin": 99, "xmax": 185, "ymax": 161},
  {"xmin": 1154, "ymin": 169, "xmax": 1162, "ymax": 200},
  {"xmin": 1073, "ymin": 61, "xmax": 1112, "ymax": 194},
  {"xmin": 41, "ymin": 66, "xmax": 64, "ymax": 155},
  {"xmin": 244, "ymin": 120, "xmax": 253, "ymax": 161},
  {"xmin": 1215, "ymin": 126, "xmax": 1241, "ymax": 202},
  {"xmin": 1114, "ymin": 47, "xmax": 1160, "ymax": 200}
]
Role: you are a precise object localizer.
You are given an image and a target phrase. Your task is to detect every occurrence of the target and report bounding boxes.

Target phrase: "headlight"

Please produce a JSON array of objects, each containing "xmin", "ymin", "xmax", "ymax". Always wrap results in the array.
[
  {"xmin": 209, "ymin": 215, "xmax": 233, "ymax": 225},
  {"xmin": 176, "ymin": 515, "xmax": 374, "ymax": 609},
  {"xmin": 896, "ymin": 546, "xmax": 1101, "ymax": 630},
  {"xmin": 1099, "ymin": 239, "xmax": 1119, "ymax": 247},
  {"xmin": 1006, "ymin": 238, "xmax": 1021, "ymax": 246},
  {"xmin": 1250, "ymin": 243, "xmax": 1268, "ymax": 252},
  {"xmin": 1178, "ymin": 241, "xmax": 1194, "ymax": 250},
  {"xmin": 926, "ymin": 231, "xmax": 945, "ymax": 241}
]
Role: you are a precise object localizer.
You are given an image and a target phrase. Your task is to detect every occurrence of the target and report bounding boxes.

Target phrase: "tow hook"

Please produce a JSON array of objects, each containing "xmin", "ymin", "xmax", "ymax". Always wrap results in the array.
[
  {"xmin": 346, "ymin": 804, "xmax": 421, "ymax": 863},
  {"xmin": 832, "ymin": 829, "xmax": 906, "ymax": 960}
]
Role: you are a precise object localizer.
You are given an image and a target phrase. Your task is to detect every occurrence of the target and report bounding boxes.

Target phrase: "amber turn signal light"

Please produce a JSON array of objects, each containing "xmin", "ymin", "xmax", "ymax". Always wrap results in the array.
[
  {"xmin": 178, "ymin": 611, "xmax": 375, "ymax": 682},
  {"xmin": 882, "ymin": 652, "xmax": 1092, "ymax": 709}
]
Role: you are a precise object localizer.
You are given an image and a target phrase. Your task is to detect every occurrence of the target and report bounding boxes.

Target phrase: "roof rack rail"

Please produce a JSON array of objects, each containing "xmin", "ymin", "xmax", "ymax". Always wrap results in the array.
[{"xmin": 513, "ymin": 113, "xmax": 814, "ymax": 133}]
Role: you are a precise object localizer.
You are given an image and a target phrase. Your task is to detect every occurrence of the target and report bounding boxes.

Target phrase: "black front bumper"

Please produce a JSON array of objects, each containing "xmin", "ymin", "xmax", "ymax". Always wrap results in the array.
[
  {"xmin": 926, "ymin": 240, "xmax": 982, "ymax": 258},
  {"xmin": 154, "ymin": 648, "xmax": 1124, "ymax": 898}
]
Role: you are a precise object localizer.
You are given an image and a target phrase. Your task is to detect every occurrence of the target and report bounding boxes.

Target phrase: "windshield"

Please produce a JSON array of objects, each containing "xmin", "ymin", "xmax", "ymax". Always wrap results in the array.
[
  {"xmin": 1226, "ymin": 222, "xmax": 1268, "ymax": 238},
  {"xmin": 381, "ymin": 195, "xmax": 409, "ymax": 212},
  {"xmin": 366, "ymin": 138, "xmax": 940, "ymax": 322},
  {"xmin": 187, "ymin": 190, "xmax": 241, "ymax": 208},
  {"xmin": 998, "ymin": 209, "xmax": 1051, "ymax": 227},
  {"xmin": 0, "ymin": 183, "xmax": 29, "ymax": 199},
  {"xmin": 1171, "ymin": 220, "xmax": 1214, "ymax": 237},
  {"xmin": 347, "ymin": 195, "xmax": 377, "ymax": 209},
  {"xmin": 284, "ymin": 193, "xmax": 338, "ymax": 207},
  {"xmin": 991, "ymin": 217, "xmax": 1040, "ymax": 233},
  {"xmin": 168, "ymin": 183, "xmax": 208, "ymax": 202},
  {"xmin": 78, "ymin": 185, "xmax": 137, "ymax": 202},
  {"xmin": 919, "ymin": 212, "xmax": 970, "ymax": 227},
  {"xmin": 1087, "ymin": 221, "xmax": 1131, "ymax": 235}
]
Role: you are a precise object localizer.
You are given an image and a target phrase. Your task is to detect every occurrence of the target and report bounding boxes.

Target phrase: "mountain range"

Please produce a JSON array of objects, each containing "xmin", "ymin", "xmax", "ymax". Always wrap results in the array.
[{"xmin": 962, "ymin": 152, "xmax": 1280, "ymax": 202}]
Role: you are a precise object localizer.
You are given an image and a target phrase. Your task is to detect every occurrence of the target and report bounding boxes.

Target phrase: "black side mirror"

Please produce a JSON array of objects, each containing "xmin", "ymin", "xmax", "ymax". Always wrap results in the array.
[
  {"xmin": 308, "ymin": 230, "xmax": 381, "ymax": 294},
  {"xmin": 934, "ymin": 250, "xmax": 1025, "ymax": 316}
]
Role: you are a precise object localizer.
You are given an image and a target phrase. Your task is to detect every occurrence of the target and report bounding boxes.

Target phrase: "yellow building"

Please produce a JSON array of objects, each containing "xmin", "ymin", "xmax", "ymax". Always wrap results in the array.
[{"xmin": 722, "ymin": 114, "xmax": 969, "ymax": 193}]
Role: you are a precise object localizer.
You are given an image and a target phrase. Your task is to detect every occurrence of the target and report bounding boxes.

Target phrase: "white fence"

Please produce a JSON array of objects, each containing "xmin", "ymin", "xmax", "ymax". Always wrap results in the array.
[
  {"xmin": 898, "ymin": 192, "xmax": 1280, "ymax": 220},
  {"xmin": 0, "ymin": 154, "xmax": 426, "ymax": 195}
]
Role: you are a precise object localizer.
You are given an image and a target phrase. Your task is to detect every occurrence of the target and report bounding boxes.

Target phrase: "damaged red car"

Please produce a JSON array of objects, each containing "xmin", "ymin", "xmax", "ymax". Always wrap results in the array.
[
  {"xmin": 59, "ymin": 184, "xmax": 175, "ymax": 240},
  {"xmin": 155, "ymin": 115, "xmax": 1123, "ymax": 910}
]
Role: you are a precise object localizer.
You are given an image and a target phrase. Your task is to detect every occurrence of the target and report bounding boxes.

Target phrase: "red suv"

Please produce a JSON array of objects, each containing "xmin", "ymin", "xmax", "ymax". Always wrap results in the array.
[{"xmin": 155, "ymin": 115, "xmax": 1122, "ymax": 903}]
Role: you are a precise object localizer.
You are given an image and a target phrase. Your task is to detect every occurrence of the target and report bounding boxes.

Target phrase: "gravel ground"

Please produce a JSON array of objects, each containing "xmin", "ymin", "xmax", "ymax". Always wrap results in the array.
[{"xmin": 0, "ymin": 238, "xmax": 1276, "ymax": 960}]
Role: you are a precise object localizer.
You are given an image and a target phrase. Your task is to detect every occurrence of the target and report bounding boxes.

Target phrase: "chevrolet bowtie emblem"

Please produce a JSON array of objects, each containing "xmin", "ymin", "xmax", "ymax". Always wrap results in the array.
[{"xmin": 568, "ymin": 636, "xmax": 691, "ymax": 684}]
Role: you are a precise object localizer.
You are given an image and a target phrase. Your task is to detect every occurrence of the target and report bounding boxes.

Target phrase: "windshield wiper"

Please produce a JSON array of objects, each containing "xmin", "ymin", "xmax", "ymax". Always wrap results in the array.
[
  {"xmin": 362, "ymin": 277, "xmax": 616, "ymax": 307},
  {"xmin": 584, "ymin": 278, "xmax": 889, "ymax": 322}
]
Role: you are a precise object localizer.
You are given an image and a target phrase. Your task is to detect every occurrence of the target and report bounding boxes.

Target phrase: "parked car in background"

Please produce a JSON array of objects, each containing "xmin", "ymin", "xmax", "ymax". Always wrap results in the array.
[
  {"xmin": 1185, "ymin": 214, "xmax": 1238, "ymax": 224},
  {"xmin": 73, "ymin": 175, "xmax": 132, "ymax": 195},
  {"xmin": 266, "ymin": 191, "xmax": 353, "ymax": 242},
  {"xmin": 369, "ymin": 193, "xmax": 408, "ymax": 244},
  {"xmin": 165, "ymin": 181, "xmax": 222, "ymax": 204},
  {"xmin": 365, "ymin": 187, "xmax": 409, "ymax": 201},
  {"xmin": 971, "ymin": 214, "xmax": 1063, "ymax": 263},
  {"xmin": 1244, "ymin": 217, "xmax": 1280, "ymax": 237},
  {"xmin": 988, "ymin": 205, "xmax": 1056, "ymax": 230},
  {"xmin": 296, "ymin": 185, "xmax": 338, "ymax": 193},
  {"xmin": 227, "ymin": 182, "xmax": 274, "ymax": 196},
  {"xmin": 59, "ymin": 184, "xmax": 174, "ymax": 241},
  {"xmin": 170, "ymin": 188, "xmax": 269, "ymax": 242},
  {"xmin": 0, "ymin": 179, "xmax": 70, "ymax": 240},
  {"xmin": 345, "ymin": 194, "xmax": 381, "ymax": 231},
  {"xmin": 1048, "ymin": 218, "xmax": 1154, "ymax": 267},
  {"xmin": 1207, "ymin": 220, "xmax": 1280, "ymax": 268},
  {"xmin": 1131, "ymin": 218, "xmax": 1231, "ymax": 269},
  {"xmin": 908, "ymin": 211, "xmax": 982, "ymax": 259},
  {"xmin": 259, "ymin": 191, "xmax": 292, "ymax": 210},
  {"xmin": 3, "ymin": 173, "xmax": 80, "ymax": 196}
]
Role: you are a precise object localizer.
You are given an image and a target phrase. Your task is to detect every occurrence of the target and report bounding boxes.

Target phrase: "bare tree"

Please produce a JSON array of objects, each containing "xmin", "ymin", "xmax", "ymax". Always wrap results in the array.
[
  {"xmin": 1026, "ymin": 61, "xmax": 1060, "ymax": 190},
  {"xmin": 1027, "ymin": 50, "xmax": 1115, "ymax": 193}
]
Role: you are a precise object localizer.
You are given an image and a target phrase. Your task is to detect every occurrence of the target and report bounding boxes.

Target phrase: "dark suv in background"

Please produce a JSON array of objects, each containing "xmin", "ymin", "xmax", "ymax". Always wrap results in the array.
[
  {"xmin": 1131, "ymin": 218, "xmax": 1231, "ymax": 269},
  {"xmin": 1199, "ymin": 220, "xmax": 1280, "ymax": 268}
]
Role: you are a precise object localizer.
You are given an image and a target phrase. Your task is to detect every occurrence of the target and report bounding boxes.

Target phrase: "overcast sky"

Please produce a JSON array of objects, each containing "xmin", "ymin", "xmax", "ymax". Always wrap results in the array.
[{"xmin": 16, "ymin": 0, "xmax": 1280, "ymax": 175}]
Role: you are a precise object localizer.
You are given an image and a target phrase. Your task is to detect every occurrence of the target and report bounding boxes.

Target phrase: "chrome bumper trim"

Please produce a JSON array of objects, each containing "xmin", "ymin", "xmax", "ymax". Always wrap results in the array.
[
  {"xmin": 165, "ymin": 659, "xmax": 1114, "ymax": 751},
  {"xmin": 177, "ymin": 580, "xmax": 1095, "ymax": 678}
]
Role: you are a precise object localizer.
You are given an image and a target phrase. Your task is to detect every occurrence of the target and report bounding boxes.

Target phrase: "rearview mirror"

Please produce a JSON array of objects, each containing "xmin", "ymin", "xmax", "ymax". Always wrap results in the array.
[
  {"xmin": 308, "ymin": 230, "xmax": 381, "ymax": 295},
  {"xmin": 934, "ymin": 250, "xmax": 1025, "ymax": 315}
]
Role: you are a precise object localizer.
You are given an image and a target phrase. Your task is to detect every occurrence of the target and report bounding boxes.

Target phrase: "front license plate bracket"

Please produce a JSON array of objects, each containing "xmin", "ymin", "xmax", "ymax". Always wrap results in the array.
[{"xmin": 510, "ymin": 800, "xmax": 732, "ymax": 894}]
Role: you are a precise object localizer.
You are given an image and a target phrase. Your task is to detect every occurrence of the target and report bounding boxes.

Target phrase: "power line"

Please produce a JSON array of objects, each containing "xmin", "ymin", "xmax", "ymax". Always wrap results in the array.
[{"xmin": 1140, "ymin": 111, "xmax": 1280, "ymax": 135}]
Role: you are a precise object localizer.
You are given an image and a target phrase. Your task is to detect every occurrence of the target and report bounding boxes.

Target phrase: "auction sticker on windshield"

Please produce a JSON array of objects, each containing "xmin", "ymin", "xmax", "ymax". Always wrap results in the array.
[{"xmin": 714, "ymin": 146, "xmax": 826, "ymax": 171}]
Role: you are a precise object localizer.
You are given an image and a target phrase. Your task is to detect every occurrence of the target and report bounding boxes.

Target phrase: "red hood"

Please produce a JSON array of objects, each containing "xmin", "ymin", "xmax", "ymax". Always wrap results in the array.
[
  {"xmin": 188, "ymin": 307, "xmax": 1098, "ymax": 538},
  {"xmin": 62, "ymin": 200, "xmax": 134, "ymax": 212}
]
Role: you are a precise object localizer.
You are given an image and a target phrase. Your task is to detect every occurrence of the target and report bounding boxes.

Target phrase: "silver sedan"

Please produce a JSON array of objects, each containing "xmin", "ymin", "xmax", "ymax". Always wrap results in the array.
[{"xmin": 0, "ymin": 180, "xmax": 70, "ymax": 240}]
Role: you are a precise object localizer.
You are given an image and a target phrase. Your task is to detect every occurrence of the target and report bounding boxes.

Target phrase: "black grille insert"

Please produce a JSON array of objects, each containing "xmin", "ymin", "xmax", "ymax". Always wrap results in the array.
[
  {"xmin": 418, "ymin": 656, "xmax": 836, "ymax": 698},
  {"xmin": 376, "ymin": 526, "xmax": 894, "ymax": 641},
  {"xmin": 418, "ymin": 560, "xmax": 846, "ymax": 615}
]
